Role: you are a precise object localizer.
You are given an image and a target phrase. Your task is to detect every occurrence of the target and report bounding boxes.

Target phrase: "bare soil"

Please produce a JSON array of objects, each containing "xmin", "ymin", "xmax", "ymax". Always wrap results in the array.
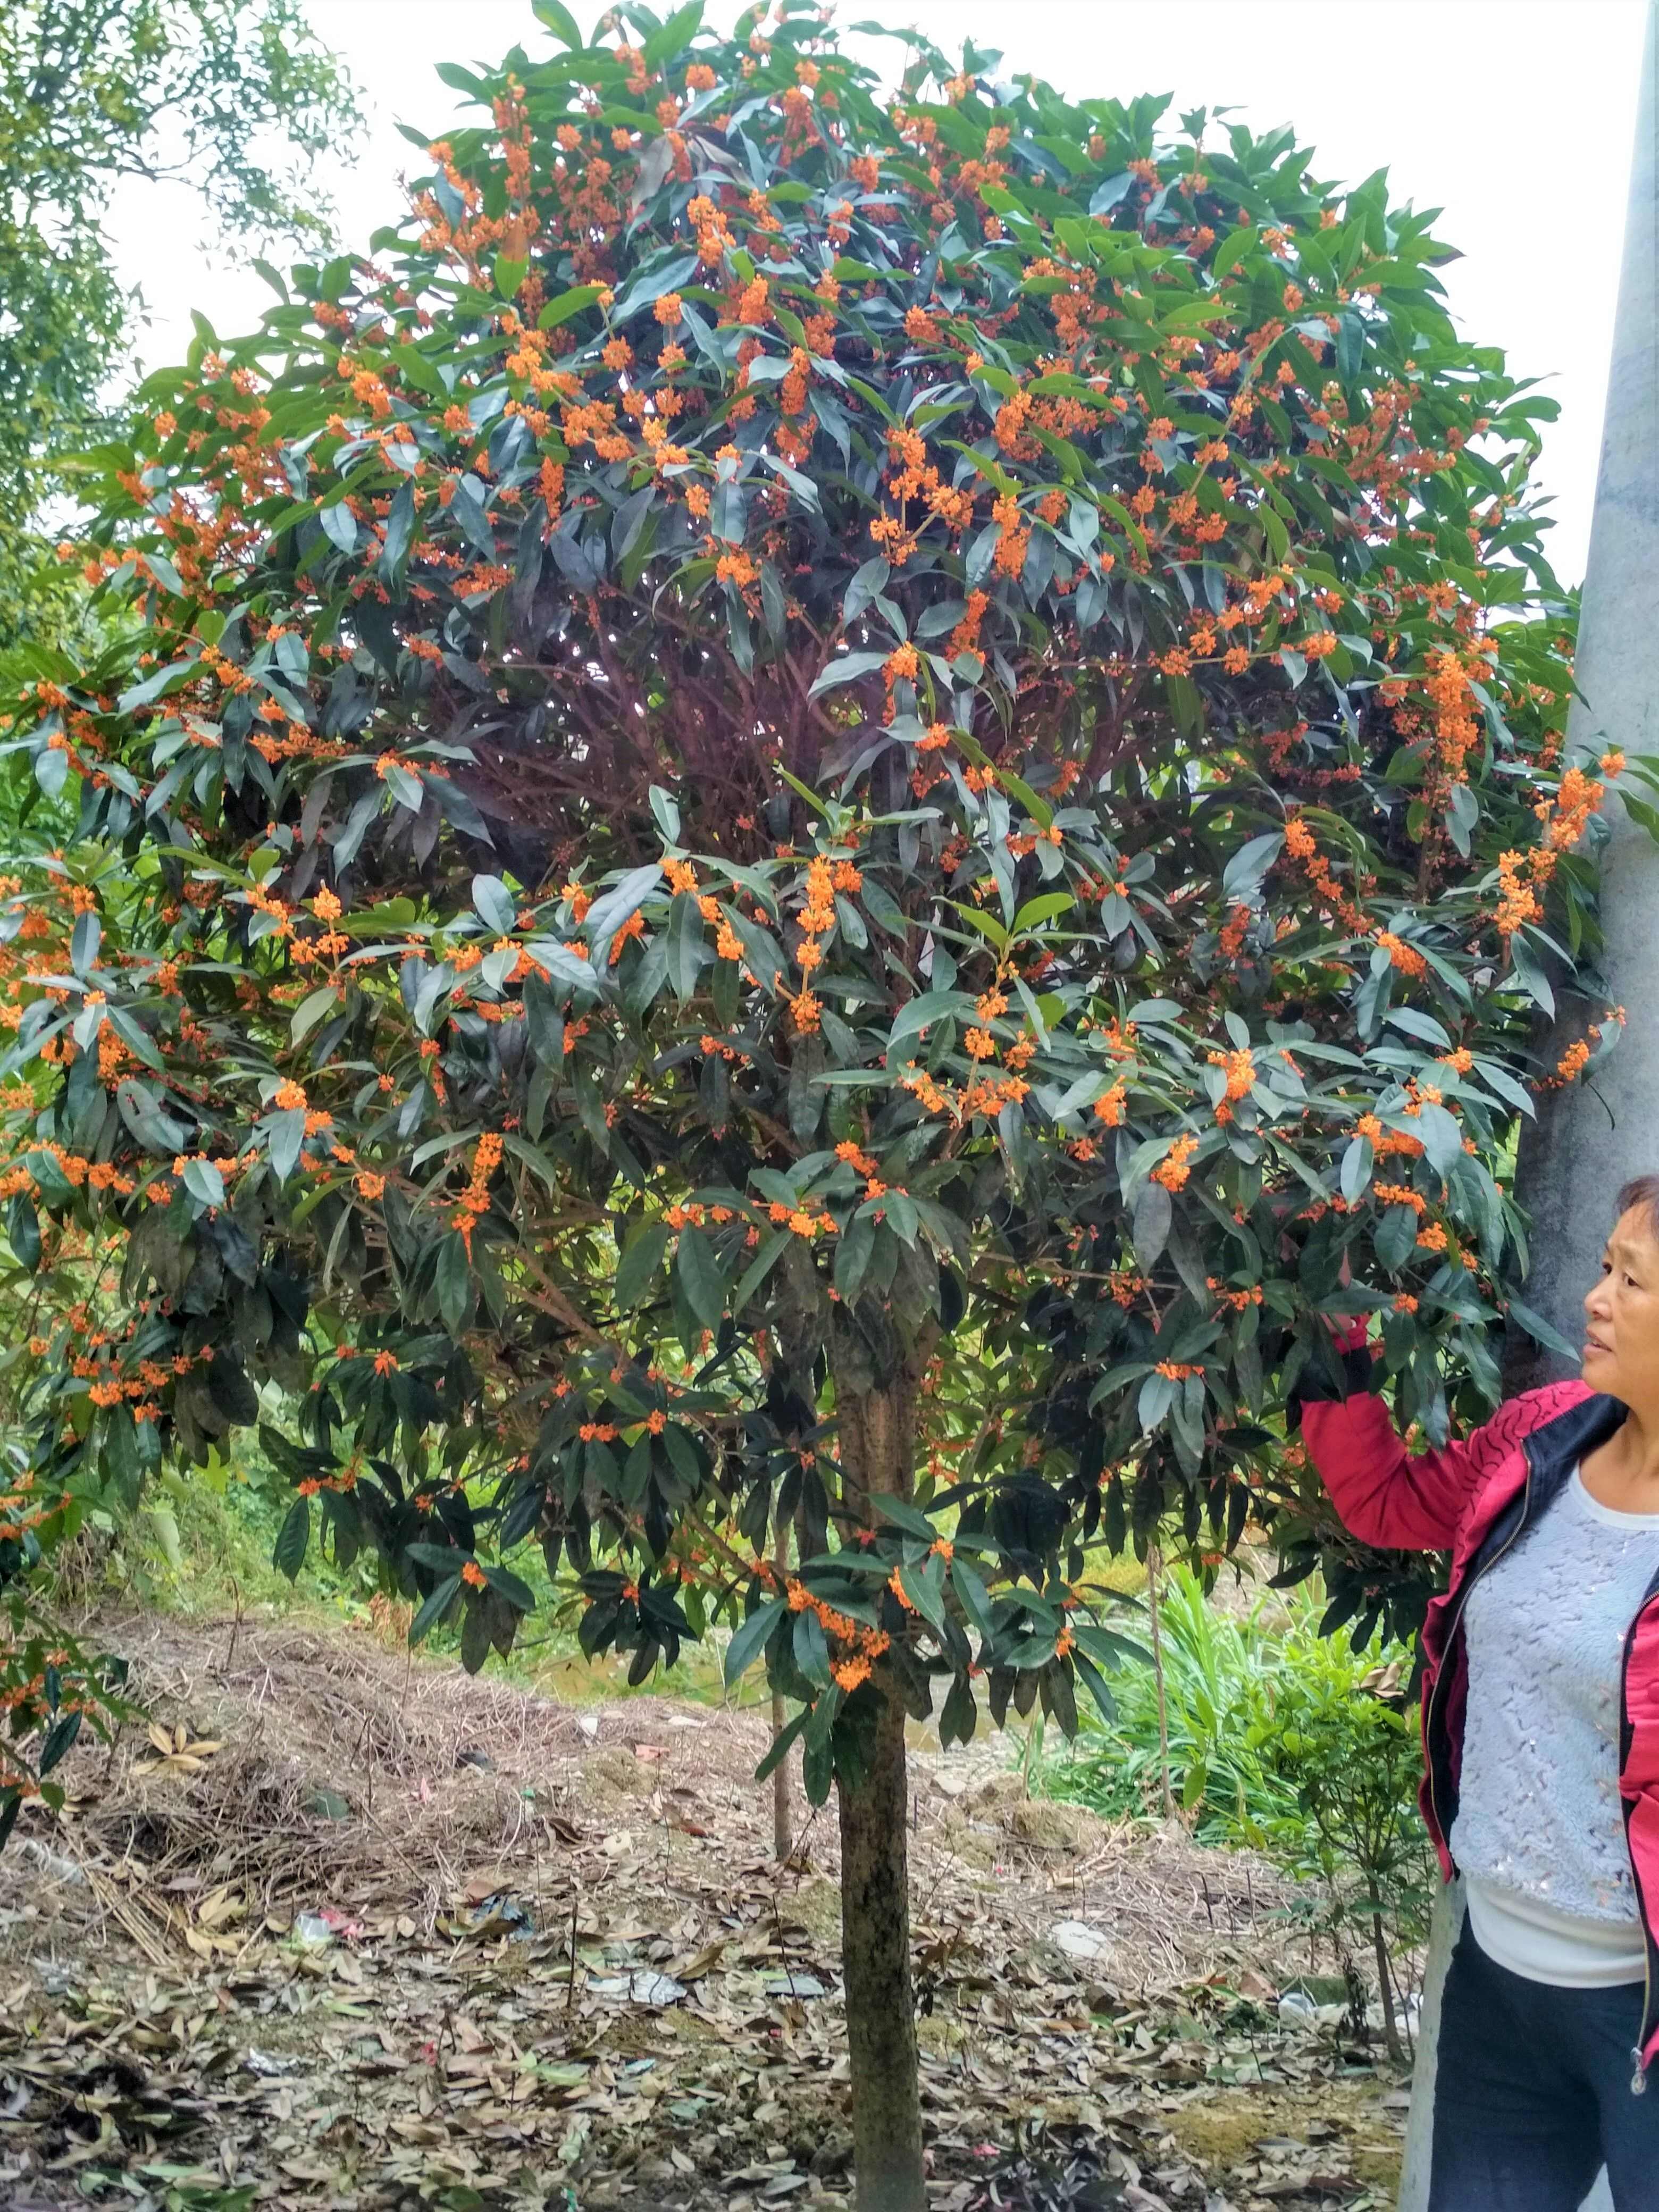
[{"xmin": 0, "ymin": 1611, "xmax": 1410, "ymax": 2212}]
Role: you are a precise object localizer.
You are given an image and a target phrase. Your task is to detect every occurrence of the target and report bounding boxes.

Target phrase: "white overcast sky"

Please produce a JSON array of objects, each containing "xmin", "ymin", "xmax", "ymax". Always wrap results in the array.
[{"xmin": 105, "ymin": 0, "xmax": 1647, "ymax": 584}]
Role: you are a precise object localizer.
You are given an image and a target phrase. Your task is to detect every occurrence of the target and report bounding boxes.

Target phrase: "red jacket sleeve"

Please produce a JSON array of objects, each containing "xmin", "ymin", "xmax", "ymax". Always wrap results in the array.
[{"xmin": 1298, "ymin": 1321, "xmax": 1587, "ymax": 1553}]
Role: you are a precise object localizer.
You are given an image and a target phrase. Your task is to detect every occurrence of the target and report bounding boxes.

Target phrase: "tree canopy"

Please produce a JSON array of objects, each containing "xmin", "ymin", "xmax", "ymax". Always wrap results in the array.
[
  {"xmin": 0, "ymin": 3, "xmax": 1644, "ymax": 2198},
  {"xmin": 0, "ymin": 0, "xmax": 356, "ymax": 644}
]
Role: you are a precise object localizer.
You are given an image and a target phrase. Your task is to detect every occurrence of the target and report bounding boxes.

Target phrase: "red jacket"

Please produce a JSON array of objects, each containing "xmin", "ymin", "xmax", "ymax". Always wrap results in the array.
[{"xmin": 1300, "ymin": 1327, "xmax": 1659, "ymax": 2087}]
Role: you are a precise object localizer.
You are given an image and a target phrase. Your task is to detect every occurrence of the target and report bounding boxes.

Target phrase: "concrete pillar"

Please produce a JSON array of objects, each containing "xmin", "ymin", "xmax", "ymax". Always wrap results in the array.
[
  {"xmin": 1508, "ymin": 0, "xmax": 1659, "ymax": 1385},
  {"xmin": 1396, "ymin": 1884, "xmax": 1462, "ymax": 2209},
  {"xmin": 1402, "ymin": 14, "xmax": 1652, "ymax": 2207}
]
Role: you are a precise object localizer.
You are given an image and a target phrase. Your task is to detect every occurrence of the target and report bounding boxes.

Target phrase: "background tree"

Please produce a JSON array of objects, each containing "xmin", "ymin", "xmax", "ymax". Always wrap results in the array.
[
  {"xmin": 0, "ymin": 5, "xmax": 1639, "ymax": 2205},
  {"xmin": 0, "ymin": 0, "xmax": 356, "ymax": 648}
]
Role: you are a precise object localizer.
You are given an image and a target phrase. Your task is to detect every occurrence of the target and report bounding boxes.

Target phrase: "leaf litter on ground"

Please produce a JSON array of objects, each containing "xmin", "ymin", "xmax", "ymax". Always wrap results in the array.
[{"xmin": 0, "ymin": 1612, "xmax": 1411, "ymax": 2212}]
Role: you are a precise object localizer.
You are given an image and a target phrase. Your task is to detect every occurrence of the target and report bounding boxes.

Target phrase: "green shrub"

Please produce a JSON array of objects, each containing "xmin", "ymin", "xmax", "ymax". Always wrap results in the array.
[{"xmin": 1035, "ymin": 1562, "xmax": 1434, "ymax": 2052}]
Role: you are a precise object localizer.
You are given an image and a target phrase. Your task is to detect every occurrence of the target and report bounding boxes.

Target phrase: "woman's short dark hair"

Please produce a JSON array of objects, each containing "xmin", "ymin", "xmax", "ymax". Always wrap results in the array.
[{"xmin": 1616, "ymin": 1176, "xmax": 1659, "ymax": 1237}]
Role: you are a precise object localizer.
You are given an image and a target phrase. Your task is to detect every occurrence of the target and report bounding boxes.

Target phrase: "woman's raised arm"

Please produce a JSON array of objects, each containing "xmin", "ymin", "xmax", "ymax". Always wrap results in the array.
[{"xmin": 1296, "ymin": 1317, "xmax": 1579, "ymax": 1552}]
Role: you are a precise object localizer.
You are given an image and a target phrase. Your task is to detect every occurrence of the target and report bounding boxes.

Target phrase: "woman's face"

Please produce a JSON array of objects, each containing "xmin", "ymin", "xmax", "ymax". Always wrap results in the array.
[{"xmin": 1582, "ymin": 1206, "xmax": 1659, "ymax": 1406}]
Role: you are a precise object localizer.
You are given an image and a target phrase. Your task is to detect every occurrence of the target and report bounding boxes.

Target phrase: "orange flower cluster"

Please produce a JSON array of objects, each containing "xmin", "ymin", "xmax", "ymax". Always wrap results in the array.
[
  {"xmin": 785, "ymin": 852, "xmax": 843, "ymax": 1033},
  {"xmin": 1535, "ymin": 1010, "xmax": 1622, "ymax": 1091},
  {"xmin": 1536, "ymin": 764, "xmax": 1605, "ymax": 852},
  {"xmin": 1493, "ymin": 850, "xmax": 1542, "ymax": 938},
  {"xmin": 1375, "ymin": 929, "xmax": 1428, "ymax": 978},
  {"xmin": 451, "ymin": 1130, "xmax": 504, "ymax": 1253},
  {"xmin": 875, "ymin": 425, "xmax": 973, "ymax": 566},
  {"xmin": 786, "ymin": 1575, "xmax": 890, "ymax": 1679},
  {"xmin": 1423, "ymin": 649, "xmax": 1480, "ymax": 793},
  {"xmin": 1208, "ymin": 1046, "xmax": 1255, "ymax": 1100},
  {"xmin": 1282, "ymin": 814, "xmax": 1369, "ymax": 936},
  {"xmin": 1151, "ymin": 1134, "xmax": 1199, "ymax": 1192},
  {"xmin": 1373, "ymin": 1180, "xmax": 1426, "ymax": 1216},
  {"xmin": 1092, "ymin": 1080, "xmax": 1127, "ymax": 1126}
]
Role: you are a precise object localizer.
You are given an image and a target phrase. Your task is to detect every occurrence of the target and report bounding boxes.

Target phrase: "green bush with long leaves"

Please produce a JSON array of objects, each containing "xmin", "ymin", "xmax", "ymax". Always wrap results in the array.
[{"xmin": 1038, "ymin": 1562, "xmax": 1432, "ymax": 2051}]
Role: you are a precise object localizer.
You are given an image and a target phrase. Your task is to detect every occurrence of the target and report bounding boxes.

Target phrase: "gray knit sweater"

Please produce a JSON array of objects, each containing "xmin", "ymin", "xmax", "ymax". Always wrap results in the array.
[{"xmin": 1450, "ymin": 1469, "xmax": 1659, "ymax": 1926}]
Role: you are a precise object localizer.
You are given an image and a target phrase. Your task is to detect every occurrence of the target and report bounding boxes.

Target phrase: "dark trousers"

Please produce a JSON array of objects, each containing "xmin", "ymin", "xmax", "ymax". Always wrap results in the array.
[{"xmin": 1430, "ymin": 1918, "xmax": 1657, "ymax": 2209}]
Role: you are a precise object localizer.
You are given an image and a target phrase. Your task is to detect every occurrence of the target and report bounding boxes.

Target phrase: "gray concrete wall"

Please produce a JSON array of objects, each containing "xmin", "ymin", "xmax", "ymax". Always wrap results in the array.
[
  {"xmin": 1508, "ymin": 0, "xmax": 1659, "ymax": 1387},
  {"xmin": 1403, "ymin": 13, "xmax": 1652, "ymax": 2207}
]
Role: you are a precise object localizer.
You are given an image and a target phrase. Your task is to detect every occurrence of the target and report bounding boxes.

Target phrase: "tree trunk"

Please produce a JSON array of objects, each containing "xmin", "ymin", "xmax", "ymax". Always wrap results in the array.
[
  {"xmin": 837, "ymin": 1679, "xmax": 923, "ymax": 2211},
  {"xmin": 831, "ymin": 1324, "xmax": 931, "ymax": 2212},
  {"xmin": 1146, "ymin": 1541, "xmax": 1174, "ymax": 1817},
  {"xmin": 1368, "ymin": 1886, "xmax": 1403, "ymax": 2063},
  {"xmin": 772, "ymin": 1525, "xmax": 793, "ymax": 1861}
]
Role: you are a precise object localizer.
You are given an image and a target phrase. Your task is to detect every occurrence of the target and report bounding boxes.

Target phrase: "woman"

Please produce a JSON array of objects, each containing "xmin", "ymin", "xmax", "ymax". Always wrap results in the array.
[{"xmin": 1298, "ymin": 1175, "xmax": 1659, "ymax": 2210}]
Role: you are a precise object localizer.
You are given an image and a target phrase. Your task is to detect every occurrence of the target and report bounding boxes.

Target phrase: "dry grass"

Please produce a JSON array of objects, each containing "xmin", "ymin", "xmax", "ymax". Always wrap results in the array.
[
  {"xmin": 0, "ymin": 1610, "xmax": 1407, "ymax": 2212},
  {"xmin": 4, "ymin": 1603, "xmax": 1313, "ymax": 1992}
]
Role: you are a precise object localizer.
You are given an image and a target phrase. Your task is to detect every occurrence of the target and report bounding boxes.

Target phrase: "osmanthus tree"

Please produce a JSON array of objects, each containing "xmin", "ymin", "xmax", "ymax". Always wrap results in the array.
[{"xmin": 0, "ymin": 4, "xmax": 1640, "ymax": 2201}]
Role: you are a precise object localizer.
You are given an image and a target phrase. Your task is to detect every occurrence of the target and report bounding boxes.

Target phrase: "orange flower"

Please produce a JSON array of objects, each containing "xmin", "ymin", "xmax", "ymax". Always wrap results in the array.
[
  {"xmin": 1207, "ymin": 1046, "xmax": 1255, "ymax": 1100},
  {"xmin": 1092, "ymin": 1081, "xmax": 1127, "ymax": 1127},
  {"xmin": 1151, "ymin": 1133, "xmax": 1199, "ymax": 1192},
  {"xmin": 461, "ymin": 1560, "xmax": 488, "ymax": 1589}
]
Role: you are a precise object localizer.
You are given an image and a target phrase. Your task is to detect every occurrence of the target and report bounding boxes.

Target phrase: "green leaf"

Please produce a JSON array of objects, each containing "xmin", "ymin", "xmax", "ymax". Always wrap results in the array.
[
  {"xmin": 1385, "ymin": 1007, "xmax": 1451, "ymax": 1049},
  {"xmin": 291, "ymin": 985, "xmax": 340, "ymax": 1045},
  {"xmin": 273, "ymin": 1495, "xmax": 311, "ymax": 1582},
  {"xmin": 116, "ymin": 1079, "xmax": 191, "ymax": 1154},
  {"xmin": 1221, "ymin": 830, "xmax": 1284, "ymax": 901},
  {"xmin": 539, "ymin": 283, "xmax": 606, "ymax": 331},
  {"xmin": 1131, "ymin": 1182, "xmax": 1172, "ymax": 1272},
  {"xmin": 1071, "ymin": 1646, "xmax": 1117, "ymax": 1724},
  {"xmin": 793, "ymin": 1608, "xmax": 831, "ymax": 1687},
  {"xmin": 181, "ymin": 1157, "xmax": 225, "ymax": 1209},
  {"xmin": 472, "ymin": 874, "xmax": 518, "ymax": 933},
  {"xmin": 1505, "ymin": 1296, "xmax": 1579, "ymax": 1360},
  {"xmin": 886, "ymin": 988, "xmax": 976, "ymax": 1053},
  {"xmin": 843, "ymin": 558, "xmax": 890, "ymax": 624},
  {"xmin": 267, "ymin": 1105, "xmax": 307, "ymax": 1183},
  {"xmin": 807, "ymin": 649, "xmax": 888, "ymax": 699},
  {"xmin": 1376, "ymin": 1204, "xmax": 1420, "ymax": 1271},
  {"xmin": 117, "ymin": 658, "xmax": 196, "ymax": 713},
  {"xmin": 384, "ymin": 763, "xmax": 425, "ymax": 812},
  {"xmin": 409, "ymin": 1573, "xmax": 462, "ymax": 1646},
  {"xmin": 1011, "ymin": 892, "xmax": 1072, "ymax": 936},
  {"xmin": 532, "ymin": 0, "xmax": 583, "ymax": 46},
  {"xmin": 754, "ymin": 1707, "xmax": 809, "ymax": 1783},
  {"xmin": 733, "ymin": 1228, "xmax": 789, "ymax": 1313},
  {"xmin": 6, "ymin": 1192, "xmax": 39, "ymax": 1273},
  {"xmin": 724, "ymin": 1596, "xmax": 785, "ymax": 1687},
  {"xmin": 484, "ymin": 1563, "xmax": 537, "ymax": 1611},
  {"xmin": 380, "ymin": 479, "xmax": 417, "ymax": 579},
  {"xmin": 35, "ymin": 744, "xmax": 68, "ymax": 801},
  {"xmin": 675, "ymin": 1224, "xmax": 727, "ymax": 1329},
  {"xmin": 319, "ymin": 501, "xmax": 358, "ymax": 555},
  {"xmin": 615, "ymin": 1220, "xmax": 670, "ymax": 1309},
  {"xmin": 1340, "ymin": 1135, "xmax": 1373, "ymax": 1205},
  {"xmin": 644, "ymin": 1, "xmax": 704, "ymax": 69},
  {"xmin": 1415, "ymin": 1102, "xmax": 1466, "ymax": 1178},
  {"xmin": 951, "ymin": 1557, "xmax": 997, "ymax": 1647},
  {"xmin": 437, "ymin": 1230, "xmax": 473, "ymax": 1335},
  {"xmin": 585, "ymin": 864, "xmax": 662, "ymax": 963}
]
